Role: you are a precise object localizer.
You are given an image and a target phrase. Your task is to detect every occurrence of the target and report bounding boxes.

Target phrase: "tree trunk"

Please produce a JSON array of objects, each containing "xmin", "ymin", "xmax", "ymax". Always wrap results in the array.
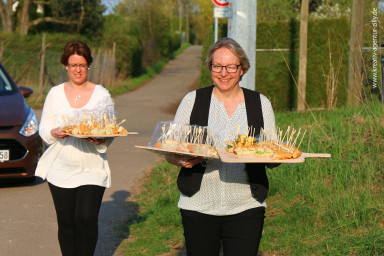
[
  {"xmin": 178, "ymin": 0, "xmax": 183, "ymax": 34},
  {"xmin": 297, "ymin": 0, "xmax": 309, "ymax": 111},
  {"xmin": 18, "ymin": 0, "xmax": 31, "ymax": 35},
  {"xmin": 347, "ymin": 0, "xmax": 364, "ymax": 107},
  {"xmin": 185, "ymin": 6, "xmax": 189, "ymax": 43},
  {"xmin": 76, "ymin": 0, "xmax": 85, "ymax": 32},
  {"xmin": 0, "ymin": 0, "xmax": 15, "ymax": 32}
]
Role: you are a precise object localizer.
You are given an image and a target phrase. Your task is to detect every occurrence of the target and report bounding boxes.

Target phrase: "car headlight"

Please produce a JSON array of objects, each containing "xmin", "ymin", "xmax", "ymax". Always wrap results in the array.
[{"xmin": 19, "ymin": 108, "xmax": 39, "ymax": 137}]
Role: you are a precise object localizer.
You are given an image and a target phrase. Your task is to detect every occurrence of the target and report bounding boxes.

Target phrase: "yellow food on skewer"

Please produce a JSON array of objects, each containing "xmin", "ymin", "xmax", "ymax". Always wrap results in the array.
[
  {"xmin": 61, "ymin": 114, "xmax": 128, "ymax": 136},
  {"xmin": 225, "ymin": 134, "xmax": 302, "ymax": 160}
]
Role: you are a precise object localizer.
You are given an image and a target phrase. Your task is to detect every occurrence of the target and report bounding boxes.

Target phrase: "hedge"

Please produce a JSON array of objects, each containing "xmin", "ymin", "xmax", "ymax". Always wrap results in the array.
[{"xmin": 199, "ymin": 17, "xmax": 378, "ymax": 111}]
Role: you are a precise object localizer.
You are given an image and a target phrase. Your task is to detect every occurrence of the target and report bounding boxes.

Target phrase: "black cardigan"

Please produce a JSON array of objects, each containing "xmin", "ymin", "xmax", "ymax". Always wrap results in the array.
[{"xmin": 176, "ymin": 85, "xmax": 269, "ymax": 202}]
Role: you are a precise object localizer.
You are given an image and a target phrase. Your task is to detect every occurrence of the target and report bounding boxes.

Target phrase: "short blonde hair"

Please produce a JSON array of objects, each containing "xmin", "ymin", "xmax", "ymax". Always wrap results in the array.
[{"xmin": 205, "ymin": 37, "xmax": 250, "ymax": 80}]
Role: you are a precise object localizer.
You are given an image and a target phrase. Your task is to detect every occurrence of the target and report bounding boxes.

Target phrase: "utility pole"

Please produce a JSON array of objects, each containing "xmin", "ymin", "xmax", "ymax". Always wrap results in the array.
[
  {"xmin": 347, "ymin": 0, "xmax": 364, "ymax": 107},
  {"xmin": 228, "ymin": 0, "xmax": 257, "ymax": 91},
  {"xmin": 297, "ymin": 0, "xmax": 309, "ymax": 111}
]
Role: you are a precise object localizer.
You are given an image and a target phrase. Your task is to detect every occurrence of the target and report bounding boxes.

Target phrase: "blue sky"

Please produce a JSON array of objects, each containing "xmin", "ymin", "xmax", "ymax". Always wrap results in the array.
[{"xmin": 101, "ymin": 0, "xmax": 119, "ymax": 15}]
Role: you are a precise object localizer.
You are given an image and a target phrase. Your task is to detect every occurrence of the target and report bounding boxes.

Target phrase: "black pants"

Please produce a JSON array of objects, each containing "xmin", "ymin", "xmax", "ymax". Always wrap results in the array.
[
  {"xmin": 180, "ymin": 207, "xmax": 265, "ymax": 256},
  {"xmin": 48, "ymin": 183, "xmax": 105, "ymax": 256}
]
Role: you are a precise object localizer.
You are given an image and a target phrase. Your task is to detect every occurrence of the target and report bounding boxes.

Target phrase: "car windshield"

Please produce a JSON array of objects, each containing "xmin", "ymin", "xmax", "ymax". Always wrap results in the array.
[{"xmin": 0, "ymin": 67, "xmax": 14, "ymax": 95}]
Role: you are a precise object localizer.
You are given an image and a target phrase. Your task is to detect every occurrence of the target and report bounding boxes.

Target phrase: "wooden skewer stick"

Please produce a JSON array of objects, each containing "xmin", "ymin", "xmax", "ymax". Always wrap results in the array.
[
  {"xmin": 282, "ymin": 126, "xmax": 290, "ymax": 144},
  {"xmin": 297, "ymin": 130, "xmax": 307, "ymax": 150},
  {"xmin": 117, "ymin": 119, "xmax": 126, "ymax": 127},
  {"xmin": 292, "ymin": 128, "xmax": 301, "ymax": 148},
  {"xmin": 61, "ymin": 115, "xmax": 66, "ymax": 126},
  {"xmin": 161, "ymin": 124, "xmax": 166, "ymax": 145},
  {"xmin": 252, "ymin": 127, "xmax": 256, "ymax": 146}
]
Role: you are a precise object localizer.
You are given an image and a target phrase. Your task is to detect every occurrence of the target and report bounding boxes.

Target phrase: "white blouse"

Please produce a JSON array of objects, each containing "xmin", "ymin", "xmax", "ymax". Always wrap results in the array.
[
  {"xmin": 174, "ymin": 89, "xmax": 277, "ymax": 216},
  {"xmin": 35, "ymin": 83, "xmax": 114, "ymax": 188}
]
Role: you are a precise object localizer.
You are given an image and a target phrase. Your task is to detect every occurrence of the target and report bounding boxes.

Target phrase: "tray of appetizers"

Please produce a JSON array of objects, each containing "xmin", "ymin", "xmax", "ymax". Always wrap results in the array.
[
  {"xmin": 135, "ymin": 141, "xmax": 219, "ymax": 159},
  {"xmin": 136, "ymin": 122, "xmax": 331, "ymax": 163},
  {"xmin": 217, "ymin": 148, "xmax": 330, "ymax": 163},
  {"xmin": 218, "ymin": 131, "xmax": 330, "ymax": 163},
  {"xmin": 136, "ymin": 121, "xmax": 219, "ymax": 159},
  {"xmin": 60, "ymin": 112, "xmax": 138, "ymax": 138}
]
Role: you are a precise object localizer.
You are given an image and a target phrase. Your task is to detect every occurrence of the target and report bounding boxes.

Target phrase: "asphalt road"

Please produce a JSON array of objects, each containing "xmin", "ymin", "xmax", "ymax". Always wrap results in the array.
[{"xmin": 0, "ymin": 45, "xmax": 202, "ymax": 256}]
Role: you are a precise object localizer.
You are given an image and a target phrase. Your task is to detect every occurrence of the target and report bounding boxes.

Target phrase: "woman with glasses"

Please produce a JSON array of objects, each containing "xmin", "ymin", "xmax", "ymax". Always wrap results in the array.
[
  {"xmin": 36, "ymin": 40, "xmax": 114, "ymax": 256},
  {"xmin": 165, "ymin": 37, "xmax": 278, "ymax": 256}
]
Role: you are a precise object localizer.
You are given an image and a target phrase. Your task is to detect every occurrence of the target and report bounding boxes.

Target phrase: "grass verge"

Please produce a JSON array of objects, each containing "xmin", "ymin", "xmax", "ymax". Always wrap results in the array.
[
  {"xmin": 117, "ymin": 100, "xmax": 384, "ymax": 256},
  {"xmin": 116, "ymin": 161, "xmax": 183, "ymax": 256}
]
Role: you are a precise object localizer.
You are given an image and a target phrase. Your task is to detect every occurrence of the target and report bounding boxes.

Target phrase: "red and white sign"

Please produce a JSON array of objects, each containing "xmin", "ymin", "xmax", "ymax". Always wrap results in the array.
[{"xmin": 212, "ymin": 0, "xmax": 229, "ymax": 7}]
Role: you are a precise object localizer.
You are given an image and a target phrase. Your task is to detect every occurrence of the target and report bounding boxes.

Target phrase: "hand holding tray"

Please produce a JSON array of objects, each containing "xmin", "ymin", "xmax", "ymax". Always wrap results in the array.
[{"xmin": 62, "ymin": 132, "xmax": 138, "ymax": 138}]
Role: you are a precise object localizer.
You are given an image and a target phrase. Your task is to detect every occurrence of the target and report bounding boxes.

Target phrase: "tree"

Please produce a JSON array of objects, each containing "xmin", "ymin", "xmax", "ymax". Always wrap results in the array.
[
  {"xmin": 0, "ymin": 0, "xmax": 16, "ymax": 32},
  {"xmin": 0, "ymin": 0, "xmax": 105, "ymax": 36},
  {"xmin": 180, "ymin": 0, "xmax": 194, "ymax": 43},
  {"xmin": 191, "ymin": 0, "xmax": 214, "ymax": 43},
  {"xmin": 116, "ymin": 0, "xmax": 180, "ymax": 66}
]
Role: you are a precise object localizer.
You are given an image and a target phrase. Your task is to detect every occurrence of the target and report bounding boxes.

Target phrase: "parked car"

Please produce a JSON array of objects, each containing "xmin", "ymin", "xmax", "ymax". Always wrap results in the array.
[{"xmin": 0, "ymin": 61, "xmax": 44, "ymax": 181}]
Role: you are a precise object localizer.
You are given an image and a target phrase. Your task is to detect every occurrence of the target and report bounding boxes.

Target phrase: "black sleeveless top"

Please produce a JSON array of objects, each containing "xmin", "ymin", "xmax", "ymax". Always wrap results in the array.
[{"xmin": 176, "ymin": 85, "xmax": 269, "ymax": 202}]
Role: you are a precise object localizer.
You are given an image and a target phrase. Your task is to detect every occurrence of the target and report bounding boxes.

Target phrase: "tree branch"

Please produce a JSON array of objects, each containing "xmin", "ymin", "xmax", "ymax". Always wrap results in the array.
[{"xmin": 29, "ymin": 17, "xmax": 81, "ymax": 27}]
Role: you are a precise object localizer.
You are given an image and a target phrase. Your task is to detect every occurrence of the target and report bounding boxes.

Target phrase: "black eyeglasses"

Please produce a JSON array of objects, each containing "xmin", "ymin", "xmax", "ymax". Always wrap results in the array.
[{"xmin": 211, "ymin": 64, "xmax": 241, "ymax": 73}]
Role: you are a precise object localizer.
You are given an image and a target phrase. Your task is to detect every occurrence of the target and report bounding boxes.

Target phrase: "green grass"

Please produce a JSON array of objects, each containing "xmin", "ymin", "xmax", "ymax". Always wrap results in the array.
[
  {"xmin": 116, "ymin": 161, "xmax": 183, "ymax": 256},
  {"xmin": 117, "ymin": 100, "xmax": 384, "ymax": 256}
]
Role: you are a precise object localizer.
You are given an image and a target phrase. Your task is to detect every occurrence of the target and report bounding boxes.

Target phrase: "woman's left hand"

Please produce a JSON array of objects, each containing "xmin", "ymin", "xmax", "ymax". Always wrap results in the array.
[{"xmin": 86, "ymin": 137, "xmax": 106, "ymax": 145}]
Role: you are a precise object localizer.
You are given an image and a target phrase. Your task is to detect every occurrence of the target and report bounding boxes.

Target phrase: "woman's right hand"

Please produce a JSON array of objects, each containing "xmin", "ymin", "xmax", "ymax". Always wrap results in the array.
[
  {"xmin": 165, "ymin": 154, "xmax": 203, "ymax": 168},
  {"xmin": 50, "ymin": 127, "xmax": 68, "ymax": 139}
]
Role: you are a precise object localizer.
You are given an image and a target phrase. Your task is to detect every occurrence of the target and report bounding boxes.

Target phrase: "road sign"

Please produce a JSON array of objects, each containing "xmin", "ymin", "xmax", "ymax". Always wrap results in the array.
[
  {"xmin": 214, "ymin": 6, "xmax": 229, "ymax": 18},
  {"xmin": 212, "ymin": 0, "xmax": 229, "ymax": 7}
]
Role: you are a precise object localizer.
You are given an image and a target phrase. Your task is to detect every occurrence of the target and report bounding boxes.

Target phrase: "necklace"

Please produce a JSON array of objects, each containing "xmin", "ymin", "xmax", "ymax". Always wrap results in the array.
[
  {"xmin": 67, "ymin": 81, "xmax": 87, "ymax": 104},
  {"xmin": 74, "ymin": 94, "xmax": 81, "ymax": 104}
]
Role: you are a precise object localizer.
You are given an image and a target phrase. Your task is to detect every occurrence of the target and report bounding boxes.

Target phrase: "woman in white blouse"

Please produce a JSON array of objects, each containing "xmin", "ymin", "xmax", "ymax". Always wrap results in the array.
[
  {"xmin": 166, "ymin": 37, "xmax": 278, "ymax": 256},
  {"xmin": 36, "ymin": 40, "xmax": 114, "ymax": 256}
]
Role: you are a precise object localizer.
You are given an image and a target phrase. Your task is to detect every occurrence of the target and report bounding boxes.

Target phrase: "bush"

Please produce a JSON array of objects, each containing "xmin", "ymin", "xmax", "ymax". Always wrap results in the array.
[{"xmin": 101, "ymin": 15, "xmax": 143, "ymax": 78}]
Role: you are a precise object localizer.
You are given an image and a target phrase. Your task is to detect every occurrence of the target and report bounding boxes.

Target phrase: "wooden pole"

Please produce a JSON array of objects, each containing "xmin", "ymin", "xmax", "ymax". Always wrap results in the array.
[
  {"xmin": 347, "ymin": 0, "xmax": 364, "ymax": 107},
  {"xmin": 186, "ymin": 7, "xmax": 190, "ymax": 43},
  {"xmin": 39, "ymin": 33, "xmax": 46, "ymax": 98},
  {"xmin": 297, "ymin": 0, "xmax": 309, "ymax": 111}
]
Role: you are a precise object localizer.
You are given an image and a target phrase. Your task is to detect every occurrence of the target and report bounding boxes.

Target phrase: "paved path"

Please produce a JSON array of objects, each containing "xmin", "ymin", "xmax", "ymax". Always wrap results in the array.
[{"xmin": 0, "ymin": 45, "xmax": 202, "ymax": 256}]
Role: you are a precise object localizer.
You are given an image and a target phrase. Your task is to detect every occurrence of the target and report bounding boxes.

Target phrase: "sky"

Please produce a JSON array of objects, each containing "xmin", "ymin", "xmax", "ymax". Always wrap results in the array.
[{"xmin": 101, "ymin": 0, "xmax": 119, "ymax": 15}]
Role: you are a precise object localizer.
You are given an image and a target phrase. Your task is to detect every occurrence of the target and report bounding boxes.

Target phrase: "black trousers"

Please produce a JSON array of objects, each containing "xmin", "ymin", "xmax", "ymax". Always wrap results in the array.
[
  {"xmin": 48, "ymin": 183, "xmax": 105, "ymax": 256},
  {"xmin": 180, "ymin": 207, "xmax": 265, "ymax": 256}
]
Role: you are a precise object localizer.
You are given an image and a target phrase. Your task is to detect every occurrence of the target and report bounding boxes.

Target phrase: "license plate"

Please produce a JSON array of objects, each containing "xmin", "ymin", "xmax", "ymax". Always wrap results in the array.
[{"xmin": 0, "ymin": 149, "xmax": 10, "ymax": 162}]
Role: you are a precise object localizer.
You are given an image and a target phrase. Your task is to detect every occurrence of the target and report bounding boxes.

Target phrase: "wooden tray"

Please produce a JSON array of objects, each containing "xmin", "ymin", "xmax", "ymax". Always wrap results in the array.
[
  {"xmin": 62, "ymin": 132, "xmax": 138, "ymax": 138},
  {"xmin": 217, "ymin": 148, "xmax": 331, "ymax": 163},
  {"xmin": 135, "ymin": 145, "xmax": 219, "ymax": 159}
]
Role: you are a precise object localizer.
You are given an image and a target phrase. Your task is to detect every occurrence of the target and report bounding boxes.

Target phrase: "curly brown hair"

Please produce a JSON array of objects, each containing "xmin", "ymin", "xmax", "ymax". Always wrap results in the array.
[{"xmin": 60, "ymin": 40, "xmax": 93, "ymax": 67}]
